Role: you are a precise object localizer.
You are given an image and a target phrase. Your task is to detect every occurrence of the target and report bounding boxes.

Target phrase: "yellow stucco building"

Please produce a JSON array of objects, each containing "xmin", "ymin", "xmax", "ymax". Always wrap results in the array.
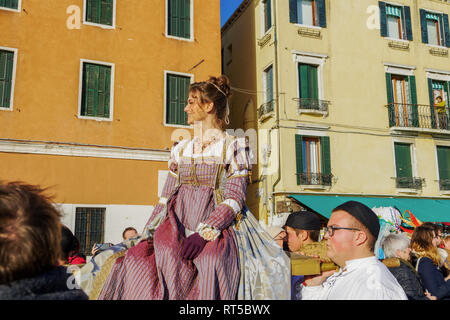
[
  {"xmin": 222, "ymin": 0, "xmax": 450, "ymax": 226},
  {"xmin": 0, "ymin": 0, "xmax": 221, "ymax": 250}
]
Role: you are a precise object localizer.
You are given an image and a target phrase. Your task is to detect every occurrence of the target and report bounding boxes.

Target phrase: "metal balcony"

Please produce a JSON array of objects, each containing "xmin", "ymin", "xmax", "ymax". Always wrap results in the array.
[
  {"xmin": 297, "ymin": 172, "xmax": 333, "ymax": 186},
  {"xmin": 439, "ymin": 179, "xmax": 450, "ymax": 191},
  {"xmin": 387, "ymin": 103, "xmax": 450, "ymax": 131},
  {"xmin": 293, "ymin": 98, "xmax": 330, "ymax": 113},
  {"xmin": 258, "ymin": 100, "xmax": 275, "ymax": 119},
  {"xmin": 395, "ymin": 177, "xmax": 425, "ymax": 190}
]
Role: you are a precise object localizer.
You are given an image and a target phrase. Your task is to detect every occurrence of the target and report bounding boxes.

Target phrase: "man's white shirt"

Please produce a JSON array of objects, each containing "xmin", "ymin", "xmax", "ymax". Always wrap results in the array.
[{"xmin": 301, "ymin": 256, "xmax": 408, "ymax": 300}]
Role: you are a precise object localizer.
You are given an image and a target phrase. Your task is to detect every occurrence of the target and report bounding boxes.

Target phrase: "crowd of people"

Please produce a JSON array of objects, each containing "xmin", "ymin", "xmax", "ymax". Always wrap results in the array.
[{"xmin": 0, "ymin": 74, "xmax": 449, "ymax": 301}]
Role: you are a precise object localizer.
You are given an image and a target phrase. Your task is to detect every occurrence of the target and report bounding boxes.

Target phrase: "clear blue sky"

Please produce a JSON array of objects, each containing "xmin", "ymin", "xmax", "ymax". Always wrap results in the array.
[{"xmin": 221, "ymin": 0, "xmax": 245, "ymax": 27}]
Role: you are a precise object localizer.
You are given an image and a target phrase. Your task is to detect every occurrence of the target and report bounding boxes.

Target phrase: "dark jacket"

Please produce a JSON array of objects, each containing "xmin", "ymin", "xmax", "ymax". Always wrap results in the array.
[
  {"xmin": 0, "ymin": 266, "xmax": 88, "ymax": 300},
  {"xmin": 383, "ymin": 258, "xmax": 429, "ymax": 300},
  {"xmin": 413, "ymin": 256, "xmax": 450, "ymax": 300}
]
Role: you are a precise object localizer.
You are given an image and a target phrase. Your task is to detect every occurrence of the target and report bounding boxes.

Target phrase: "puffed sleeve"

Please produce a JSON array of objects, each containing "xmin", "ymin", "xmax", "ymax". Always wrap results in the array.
[
  {"xmin": 195, "ymin": 137, "xmax": 253, "ymax": 241},
  {"xmin": 144, "ymin": 140, "xmax": 188, "ymax": 227}
]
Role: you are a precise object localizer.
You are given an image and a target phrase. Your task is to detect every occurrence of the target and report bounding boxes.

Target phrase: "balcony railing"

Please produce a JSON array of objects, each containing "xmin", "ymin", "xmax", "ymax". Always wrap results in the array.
[
  {"xmin": 297, "ymin": 172, "xmax": 333, "ymax": 186},
  {"xmin": 293, "ymin": 98, "xmax": 330, "ymax": 113},
  {"xmin": 387, "ymin": 103, "xmax": 450, "ymax": 130},
  {"xmin": 439, "ymin": 179, "xmax": 450, "ymax": 191},
  {"xmin": 258, "ymin": 100, "xmax": 275, "ymax": 119},
  {"xmin": 395, "ymin": 177, "xmax": 425, "ymax": 190}
]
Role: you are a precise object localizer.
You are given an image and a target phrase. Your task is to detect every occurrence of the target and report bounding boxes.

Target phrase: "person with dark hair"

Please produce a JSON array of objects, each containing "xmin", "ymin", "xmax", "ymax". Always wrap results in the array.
[
  {"xmin": 411, "ymin": 225, "xmax": 450, "ymax": 299},
  {"xmin": 0, "ymin": 181, "xmax": 88, "ymax": 300},
  {"xmin": 122, "ymin": 227, "xmax": 138, "ymax": 240},
  {"xmin": 60, "ymin": 226, "xmax": 86, "ymax": 265},
  {"xmin": 300, "ymin": 200, "xmax": 407, "ymax": 300},
  {"xmin": 79, "ymin": 75, "xmax": 290, "ymax": 300},
  {"xmin": 283, "ymin": 211, "xmax": 321, "ymax": 253}
]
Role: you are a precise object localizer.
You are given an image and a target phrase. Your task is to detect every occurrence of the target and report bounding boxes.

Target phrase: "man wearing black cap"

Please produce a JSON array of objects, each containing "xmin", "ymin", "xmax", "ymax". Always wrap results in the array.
[
  {"xmin": 283, "ymin": 211, "xmax": 321, "ymax": 254},
  {"xmin": 300, "ymin": 201, "xmax": 407, "ymax": 300}
]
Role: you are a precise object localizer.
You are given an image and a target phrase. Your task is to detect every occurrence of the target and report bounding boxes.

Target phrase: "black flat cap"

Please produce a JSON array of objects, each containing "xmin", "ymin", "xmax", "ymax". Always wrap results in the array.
[
  {"xmin": 332, "ymin": 201, "xmax": 380, "ymax": 239},
  {"xmin": 284, "ymin": 211, "xmax": 321, "ymax": 231}
]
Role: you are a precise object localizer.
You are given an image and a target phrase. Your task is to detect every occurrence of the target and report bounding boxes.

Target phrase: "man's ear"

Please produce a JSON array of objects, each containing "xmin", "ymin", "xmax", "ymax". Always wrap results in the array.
[
  {"xmin": 300, "ymin": 230, "xmax": 308, "ymax": 241},
  {"xmin": 354, "ymin": 230, "xmax": 368, "ymax": 247}
]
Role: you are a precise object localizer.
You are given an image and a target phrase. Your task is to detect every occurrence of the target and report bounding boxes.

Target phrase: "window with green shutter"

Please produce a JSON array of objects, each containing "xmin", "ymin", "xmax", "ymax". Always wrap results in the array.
[
  {"xmin": 437, "ymin": 146, "xmax": 450, "ymax": 191},
  {"xmin": 394, "ymin": 142, "xmax": 422, "ymax": 189},
  {"xmin": 420, "ymin": 9, "xmax": 450, "ymax": 47},
  {"xmin": 81, "ymin": 62, "xmax": 112, "ymax": 119},
  {"xmin": 379, "ymin": 2, "xmax": 413, "ymax": 41},
  {"xmin": 74, "ymin": 207, "xmax": 105, "ymax": 256},
  {"xmin": 0, "ymin": 0, "xmax": 18, "ymax": 10},
  {"xmin": 0, "ymin": 50, "xmax": 14, "ymax": 109},
  {"xmin": 86, "ymin": 0, "xmax": 114, "ymax": 26},
  {"xmin": 289, "ymin": 0, "xmax": 326, "ymax": 27},
  {"xmin": 295, "ymin": 135, "xmax": 332, "ymax": 186},
  {"xmin": 168, "ymin": 0, "xmax": 191, "ymax": 39},
  {"xmin": 166, "ymin": 73, "xmax": 190, "ymax": 126}
]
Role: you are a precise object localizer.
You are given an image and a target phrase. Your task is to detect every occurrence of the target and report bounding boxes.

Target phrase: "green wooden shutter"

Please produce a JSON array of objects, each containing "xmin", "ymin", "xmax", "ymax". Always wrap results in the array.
[
  {"xmin": 0, "ymin": 50, "xmax": 14, "ymax": 109},
  {"xmin": 409, "ymin": 76, "xmax": 419, "ymax": 127},
  {"xmin": 299, "ymin": 64, "xmax": 309, "ymax": 99},
  {"xmin": 309, "ymin": 65, "xmax": 318, "ymax": 100},
  {"xmin": 166, "ymin": 74, "xmax": 189, "ymax": 125},
  {"xmin": 0, "ymin": 0, "xmax": 18, "ymax": 9},
  {"xmin": 96, "ymin": 65, "xmax": 111, "ymax": 117},
  {"xmin": 428, "ymin": 78, "xmax": 437, "ymax": 128},
  {"xmin": 320, "ymin": 136, "xmax": 331, "ymax": 185},
  {"xmin": 420, "ymin": 9, "xmax": 428, "ymax": 44},
  {"xmin": 386, "ymin": 73, "xmax": 396, "ymax": 127},
  {"xmin": 295, "ymin": 135, "xmax": 303, "ymax": 185},
  {"xmin": 100, "ymin": 0, "xmax": 113, "ymax": 26},
  {"xmin": 443, "ymin": 14, "xmax": 450, "ymax": 48},
  {"xmin": 437, "ymin": 146, "xmax": 450, "ymax": 190},
  {"xmin": 181, "ymin": 0, "xmax": 191, "ymax": 39},
  {"xmin": 394, "ymin": 143, "xmax": 413, "ymax": 179},
  {"xmin": 317, "ymin": 0, "xmax": 326, "ymax": 28},
  {"xmin": 266, "ymin": 66, "xmax": 273, "ymax": 103},
  {"xmin": 82, "ymin": 63, "xmax": 111, "ymax": 118},
  {"xmin": 289, "ymin": 0, "xmax": 298, "ymax": 24},
  {"xmin": 379, "ymin": 2, "xmax": 388, "ymax": 37},
  {"xmin": 403, "ymin": 6, "xmax": 413, "ymax": 41},
  {"xmin": 86, "ymin": 0, "xmax": 101, "ymax": 24}
]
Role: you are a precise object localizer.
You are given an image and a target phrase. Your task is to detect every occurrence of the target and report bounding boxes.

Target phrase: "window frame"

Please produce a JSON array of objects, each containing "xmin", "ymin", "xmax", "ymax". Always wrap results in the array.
[
  {"xmin": 77, "ymin": 58, "xmax": 115, "ymax": 122},
  {"xmin": 82, "ymin": 0, "xmax": 116, "ymax": 30},
  {"xmin": 0, "ymin": 46, "xmax": 18, "ymax": 112},
  {"xmin": 165, "ymin": 0, "xmax": 194, "ymax": 42},
  {"xmin": 263, "ymin": 63, "xmax": 274, "ymax": 104},
  {"xmin": 260, "ymin": 0, "xmax": 273, "ymax": 36},
  {"xmin": 163, "ymin": 70, "xmax": 194, "ymax": 128},
  {"xmin": 392, "ymin": 138, "xmax": 419, "ymax": 192},
  {"xmin": 292, "ymin": 0, "xmax": 322, "ymax": 29},
  {"xmin": 435, "ymin": 142, "xmax": 450, "ymax": 193},
  {"xmin": 294, "ymin": 52, "xmax": 327, "ymax": 103},
  {"xmin": 422, "ymin": 9, "xmax": 447, "ymax": 49},
  {"xmin": 0, "ymin": 0, "xmax": 21, "ymax": 12},
  {"xmin": 74, "ymin": 206, "xmax": 106, "ymax": 256}
]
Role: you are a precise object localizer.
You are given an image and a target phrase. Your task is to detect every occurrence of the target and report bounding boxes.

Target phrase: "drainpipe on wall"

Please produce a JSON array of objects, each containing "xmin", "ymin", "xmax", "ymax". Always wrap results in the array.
[{"xmin": 270, "ymin": 0, "xmax": 282, "ymax": 226}]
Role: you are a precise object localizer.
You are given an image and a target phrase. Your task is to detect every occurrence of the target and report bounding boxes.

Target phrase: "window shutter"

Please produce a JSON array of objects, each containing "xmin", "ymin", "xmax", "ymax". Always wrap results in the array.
[
  {"xmin": 167, "ymin": 74, "xmax": 176, "ymax": 124},
  {"xmin": 394, "ymin": 143, "xmax": 413, "ymax": 179},
  {"xmin": 443, "ymin": 14, "xmax": 450, "ymax": 48},
  {"xmin": 168, "ymin": 0, "xmax": 179, "ymax": 37},
  {"xmin": 409, "ymin": 76, "xmax": 419, "ymax": 127},
  {"xmin": 428, "ymin": 78, "xmax": 437, "ymax": 128},
  {"xmin": 317, "ymin": 0, "xmax": 327, "ymax": 28},
  {"xmin": 104, "ymin": 67, "xmax": 111, "ymax": 117},
  {"xmin": 181, "ymin": 0, "xmax": 191, "ymax": 39},
  {"xmin": 385, "ymin": 73, "xmax": 393, "ymax": 104},
  {"xmin": 403, "ymin": 6, "xmax": 413, "ymax": 41},
  {"xmin": 0, "ymin": 51, "xmax": 13, "ymax": 108},
  {"xmin": 379, "ymin": 2, "xmax": 388, "ymax": 37},
  {"xmin": 310, "ymin": 65, "xmax": 319, "ymax": 100},
  {"xmin": 299, "ymin": 64, "xmax": 309, "ymax": 99},
  {"xmin": 289, "ymin": 0, "xmax": 298, "ymax": 24},
  {"xmin": 320, "ymin": 136, "xmax": 331, "ymax": 177},
  {"xmin": 295, "ymin": 135, "xmax": 303, "ymax": 185},
  {"xmin": 420, "ymin": 9, "xmax": 428, "ymax": 44},
  {"xmin": 86, "ymin": 0, "xmax": 93, "ymax": 22},
  {"xmin": 437, "ymin": 146, "xmax": 450, "ymax": 181},
  {"xmin": 267, "ymin": 66, "xmax": 273, "ymax": 102},
  {"xmin": 166, "ymin": 74, "xmax": 189, "ymax": 125},
  {"xmin": 100, "ymin": 0, "xmax": 113, "ymax": 26},
  {"xmin": 179, "ymin": 76, "xmax": 189, "ymax": 125}
]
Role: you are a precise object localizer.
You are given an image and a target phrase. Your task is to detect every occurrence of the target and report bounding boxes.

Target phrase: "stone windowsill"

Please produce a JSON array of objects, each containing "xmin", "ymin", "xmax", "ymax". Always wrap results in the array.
[
  {"xmin": 396, "ymin": 188, "xmax": 421, "ymax": 195},
  {"xmin": 428, "ymin": 46, "xmax": 449, "ymax": 57},
  {"xmin": 258, "ymin": 112, "xmax": 274, "ymax": 122},
  {"xmin": 297, "ymin": 26, "xmax": 321, "ymax": 39},
  {"xmin": 258, "ymin": 32, "xmax": 272, "ymax": 48},
  {"xmin": 388, "ymin": 39, "xmax": 410, "ymax": 50},
  {"xmin": 298, "ymin": 109, "xmax": 328, "ymax": 118}
]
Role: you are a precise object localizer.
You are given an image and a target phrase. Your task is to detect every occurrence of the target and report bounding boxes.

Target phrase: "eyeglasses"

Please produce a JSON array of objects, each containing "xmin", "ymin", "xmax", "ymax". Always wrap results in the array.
[{"xmin": 324, "ymin": 225, "xmax": 360, "ymax": 237}]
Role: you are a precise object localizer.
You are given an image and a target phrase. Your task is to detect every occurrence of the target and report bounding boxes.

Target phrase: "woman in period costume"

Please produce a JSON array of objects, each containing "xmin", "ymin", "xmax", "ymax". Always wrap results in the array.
[{"xmin": 77, "ymin": 75, "xmax": 290, "ymax": 300}]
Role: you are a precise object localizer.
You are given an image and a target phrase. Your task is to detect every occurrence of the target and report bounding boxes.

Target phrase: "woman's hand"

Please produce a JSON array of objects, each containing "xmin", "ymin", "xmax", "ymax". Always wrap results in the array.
[{"xmin": 182, "ymin": 233, "xmax": 207, "ymax": 260}]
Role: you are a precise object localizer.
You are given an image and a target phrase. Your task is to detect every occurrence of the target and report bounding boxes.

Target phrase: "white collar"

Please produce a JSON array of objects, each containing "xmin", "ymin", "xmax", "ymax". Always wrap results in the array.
[{"xmin": 343, "ymin": 256, "xmax": 377, "ymax": 271}]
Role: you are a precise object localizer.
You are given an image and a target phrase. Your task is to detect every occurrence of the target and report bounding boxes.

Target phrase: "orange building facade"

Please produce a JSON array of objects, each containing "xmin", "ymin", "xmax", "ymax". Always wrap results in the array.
[{"xmin": 0, "ymin": 0, "xmax": 221, "ymax": 251}]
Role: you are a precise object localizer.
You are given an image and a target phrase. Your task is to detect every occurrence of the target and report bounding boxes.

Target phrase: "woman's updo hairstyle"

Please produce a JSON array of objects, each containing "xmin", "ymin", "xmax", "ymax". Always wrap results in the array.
[{"xmin": 189, "ymin": 75, "xmax": 232, "ymax": 128}]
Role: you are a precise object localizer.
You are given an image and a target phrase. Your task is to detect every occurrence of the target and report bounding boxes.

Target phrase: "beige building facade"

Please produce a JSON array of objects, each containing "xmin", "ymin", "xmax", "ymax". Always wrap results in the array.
[{"xmin": 222, "ymin": 0, "xmax": 450, "ymax": 226}]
